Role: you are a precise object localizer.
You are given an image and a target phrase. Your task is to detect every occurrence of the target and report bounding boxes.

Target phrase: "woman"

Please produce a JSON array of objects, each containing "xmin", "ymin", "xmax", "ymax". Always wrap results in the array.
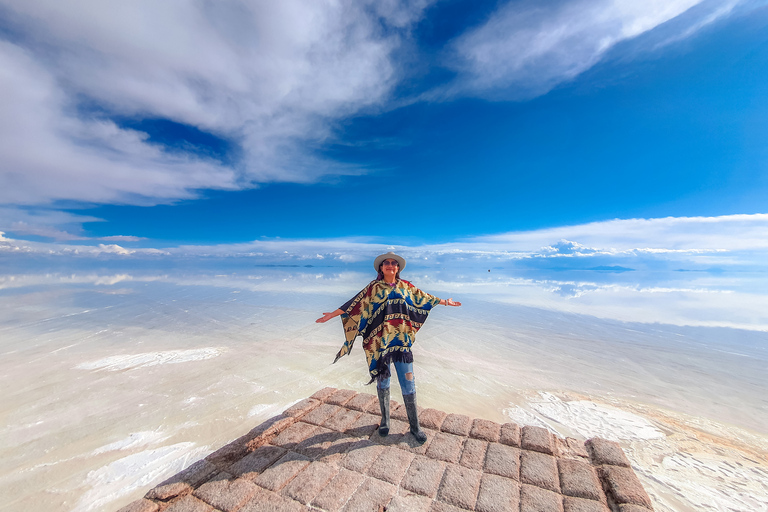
[{"xmin": 316, "ymin": 252, "xmax": 461, "ymax": 444}]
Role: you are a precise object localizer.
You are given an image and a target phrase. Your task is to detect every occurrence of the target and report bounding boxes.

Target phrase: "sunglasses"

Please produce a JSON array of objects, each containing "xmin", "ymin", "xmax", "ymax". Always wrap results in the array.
[{"xmin": 382, "ymin": 260, "xmax": 399, "ymax": 267}]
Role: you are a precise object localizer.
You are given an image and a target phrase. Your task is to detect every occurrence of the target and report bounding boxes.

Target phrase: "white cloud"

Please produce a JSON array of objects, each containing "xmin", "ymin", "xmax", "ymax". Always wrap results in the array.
[
  {"xmin": 0, "ymin": 0, "xmax": 432, "ymax": 207},
  {"xmin": 448, "ymin": 0, "xmax": 740, "ymax": 98}
]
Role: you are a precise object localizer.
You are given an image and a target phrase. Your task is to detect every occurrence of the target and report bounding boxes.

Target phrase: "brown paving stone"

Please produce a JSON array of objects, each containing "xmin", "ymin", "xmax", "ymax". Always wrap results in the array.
[
  {"xmin": 193, "ymin": 473, "xmax": 259, "ymax": 512},
  {"xmin": 252, "ymin": 451, "xmax": 311, "ymax": 492},
  {"xmin": 280, "ymin": 460, "xmax": 339, "ymax": 504},
  {"xmin": 317, "ymin": 432, "xmax": 360, "ymax": 466},
  {"xmin": 322, "ymin": 407, "xmax": 363, "ymax": 432},
  {"xmin": 522, "ymin": 426, "xmax": 555, "ymax": 455},
  {"xmin": 239, "ymin": 485, "xmax": 306, "ymax": 512},
  {"xmin": 229, "ymin": 445, "xmax": 287, "ymax": 480},
  {"xmin": 460, "ymin": 437, "xmax": 489, "ymax": 470},
  {"xmin": 558, "ymin": 459, "xmax": 604, "ymax": 502},
  {"xmin": 476, "ymin": 473, "xmax": 520, "ymax": 512},
  {"xmin": 310, "ymin": 387, "xmax": 337, "ymax": 402},
  {"xmin": 310, "ymin": 467, "xmax": 366, "ymax": 511},
  {"xmin": 164, "ymin": 495, "xmax": 214, "ymax": 512},
  {"xmin": 346, "ymin": 392, "xmax": 377, "ymax": 412},
  {"xmin": 293, "ymin": 426, "xmax": 345, "ymax": 460},
  {"xmin": 367, "ymin": 445, "xmax": 416, "ymax": 485},
  {"xmin": 426, "ymin": 431, "xmax": 465, "ymax": 464},
  {"xmin": 341, "ymin": 439, "xmax": 386, "ymax": 473},
  {"xmin": 441, "ymin": 413, "xmax": 472, "ymax": 436},
  {"xmin": 283, "ymin": 397, "xmax": 322, "ymax": 419},
  {"xmin": 146, "ymin": 459, "xmax": 218, "ymax": 500},
  {"xmin": 616, "ymin": 505, "xmax": 654, "ymax": 512},
  {"xmin": 597, "ymin": 466, "xmax": 653, "ymax": 509},
  {"xmin": 436, "ymin": 463, "xmax": 482, "ymax": 510},
  {"xmin": 400, "ymin": 455, "xmax": 446, "ymax": 498},
  {"xmin": 388, "ymin": 489, "xmax": 434, "ymax": 511},
  {"xmin": 500, "ymin": 422, "xmax": 521, "ymax": 447},
  {"xmin": 346, "ymin": 412, "xmax": 380, "ymax": 437},
  {"xmin": 302, "ymin": 403, "xmax": 344, "ymax": 427},
  {"xmin": 391, "ymin": 402, "xmax": 409, "ymax": 421},
  {"xmin": 470, "ymin": 419, "xmax": 501, "ymax": 443},
  {"xmin": 484, "ymin": 443, "xmax": 521, "ymax": 480},
  {"xmin": 270, "ymin": 421, "xmax": 319, "ymax": 450},
  {"xmin": 430, "ymin": 502, "xmax": 472, "ymax": 512},
  {"xmin": 520, "ymin": 483, "xmax": 564, "ymax": 512},
  {"xmin": 365, "ymin": 396, "xmax": 385, "ymax": 415},
  {"xmin": 236, "ymin": 414, "xmax": 296, "ymax": 452},
  {"xmin": 521, "ymin": 449, "xmax": 560, "ymax": 493},
  {"xmin": 117, "ymin": 499, "xmax": 159, "ymax": 512},
  {"xmin": 341, "ymin": 476, "xmax": 397, "ymax": 512},
  {"xmin": 586, "ymin": 438, "xmax": 631, "ymax": 468},
  {"xmin": 326, "ymin": 388, "xmax": 358, "ymax": 406},
  {"xmin": 421, "ymin": 408, "xmax": 448, "ymax": 431},
  {"xmin": 563, "ymin": 496, "xmax": 610, "ymax": 512},
  {"xmin": 397, "ymin": 427, "xmax": 437, "ymax": 456},
  {"xmin": 370, "ymin": 418, "xmax": 410, "ymax": 446},
  {"xmin": 561, "ymin": 438, "xmax": 590, "ymax": 460}
]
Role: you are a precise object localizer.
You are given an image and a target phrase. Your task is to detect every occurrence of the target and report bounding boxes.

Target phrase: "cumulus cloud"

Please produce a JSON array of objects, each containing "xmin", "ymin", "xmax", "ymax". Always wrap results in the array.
[
  {"xmin": 448, "ymin": 0, "xmax": 741, "ymax": 99},
  {"xmin": 0, "ymin": 0, "xmax": 432, "ymax": 209}
]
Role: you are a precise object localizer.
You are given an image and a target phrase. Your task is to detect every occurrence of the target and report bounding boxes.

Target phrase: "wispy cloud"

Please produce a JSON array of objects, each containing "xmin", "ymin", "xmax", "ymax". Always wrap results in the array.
[
  {"xmin": 0, "ymin": 0, "xmax": 432, "ymax": 210},
  {"xmin": 447, "ymin": 0, "xmax": 741, "ymax": 99}
]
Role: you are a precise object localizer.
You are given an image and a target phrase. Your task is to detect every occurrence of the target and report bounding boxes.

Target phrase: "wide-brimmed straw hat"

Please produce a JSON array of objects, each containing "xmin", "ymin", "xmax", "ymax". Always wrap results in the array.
[{"xmin": 373, "ymin": 252, "xmax": 406, "ymax": 272}]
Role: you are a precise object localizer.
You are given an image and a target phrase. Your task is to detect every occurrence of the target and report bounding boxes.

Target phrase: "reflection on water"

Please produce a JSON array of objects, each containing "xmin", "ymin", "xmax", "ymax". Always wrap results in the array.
[{"xmin": 0, "ymin": 263, "xmax": 766, "ymax": 511}]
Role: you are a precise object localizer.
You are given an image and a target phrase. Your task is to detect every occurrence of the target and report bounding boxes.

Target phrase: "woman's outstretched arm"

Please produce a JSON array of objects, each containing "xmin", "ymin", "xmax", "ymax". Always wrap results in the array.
[
  {"xmin": 316, "ymin": 309, "xmax": 345, "ymax": 323},
  {"xmin": 439, "ymin": 298, "xmax": 462, "ymax": 307}
]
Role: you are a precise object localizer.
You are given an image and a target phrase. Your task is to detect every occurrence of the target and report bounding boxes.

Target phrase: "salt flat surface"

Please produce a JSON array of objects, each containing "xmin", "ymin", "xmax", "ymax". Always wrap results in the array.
[{"xmin": 0, "ymin": 266, "xmax": 766, "ymax": 512}]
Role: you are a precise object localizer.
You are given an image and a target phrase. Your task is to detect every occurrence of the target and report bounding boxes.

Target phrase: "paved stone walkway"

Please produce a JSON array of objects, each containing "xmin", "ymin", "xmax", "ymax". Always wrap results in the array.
[{"xmin": 119, "ymin": 387, "xmax": 654, "ymax": 512}]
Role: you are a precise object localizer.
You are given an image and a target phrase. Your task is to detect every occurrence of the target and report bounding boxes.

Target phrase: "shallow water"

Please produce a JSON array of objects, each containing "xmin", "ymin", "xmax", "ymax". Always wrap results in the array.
[{"xmin": 0, "ymin": 264, "xmax": 766, "ymax": 511}]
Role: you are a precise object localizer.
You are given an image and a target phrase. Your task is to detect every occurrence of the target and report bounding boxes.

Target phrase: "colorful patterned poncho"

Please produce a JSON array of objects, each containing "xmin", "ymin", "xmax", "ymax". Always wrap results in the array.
[{"xmin": 333, "ymin": 279, "xmax": 441, "ymax": 384}]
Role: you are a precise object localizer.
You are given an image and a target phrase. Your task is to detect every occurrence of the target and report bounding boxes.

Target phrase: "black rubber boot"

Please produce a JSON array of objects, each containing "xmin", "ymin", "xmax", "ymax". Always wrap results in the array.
[
  {"xmin": 403, "ymin": 393, "xmax": 427, "ymax": 444},
  {"xmin": 377, "ymin": 387, "xmax": 390, "ymax": 437}
]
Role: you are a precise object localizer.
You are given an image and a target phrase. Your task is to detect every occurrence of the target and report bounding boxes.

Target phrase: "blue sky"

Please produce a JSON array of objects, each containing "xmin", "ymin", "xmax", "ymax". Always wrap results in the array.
[{"xmin": 0, "ymin": 0, "xmax": 767, "ymax": 252}]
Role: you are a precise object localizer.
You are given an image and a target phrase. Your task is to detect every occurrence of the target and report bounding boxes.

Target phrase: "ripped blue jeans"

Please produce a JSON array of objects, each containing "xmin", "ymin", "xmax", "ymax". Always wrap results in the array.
[{"xmin": 376, "ymin": 360, "xmax": 416, "ymax": 396}]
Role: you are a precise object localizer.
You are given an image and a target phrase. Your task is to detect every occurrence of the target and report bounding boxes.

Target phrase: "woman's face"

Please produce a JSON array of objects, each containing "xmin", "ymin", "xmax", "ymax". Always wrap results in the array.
[{"xmin": 380, "ymin": 259, "xmax": 399, "ymax": 280}]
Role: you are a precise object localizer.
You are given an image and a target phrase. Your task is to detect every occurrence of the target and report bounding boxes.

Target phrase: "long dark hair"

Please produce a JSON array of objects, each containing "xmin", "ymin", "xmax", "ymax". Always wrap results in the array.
[{"xmin": 377, "ymin": 264, "xmax": 401, "ymax": 281}]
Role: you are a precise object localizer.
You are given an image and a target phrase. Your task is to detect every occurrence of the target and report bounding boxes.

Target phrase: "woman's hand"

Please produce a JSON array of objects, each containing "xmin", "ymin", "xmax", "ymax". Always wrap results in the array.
[
  {"xmin": 443, "ymin": 298, "xmax": 461, "ymax": 307},
  {"xmin": 316, "ymin": 309, "xmax": 344, "ymax": 323}
]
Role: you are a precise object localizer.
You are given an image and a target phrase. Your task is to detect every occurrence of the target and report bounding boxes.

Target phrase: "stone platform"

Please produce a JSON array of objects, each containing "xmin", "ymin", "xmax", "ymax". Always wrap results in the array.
[{"xmin": 119, "ymin": 387, "xmax": 654, "ymax": 512}]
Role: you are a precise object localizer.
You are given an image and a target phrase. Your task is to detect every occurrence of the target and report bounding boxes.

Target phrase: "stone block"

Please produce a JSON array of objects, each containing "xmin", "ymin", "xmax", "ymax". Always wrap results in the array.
[
  {"xmin": 459, "ymin": 438, "xmax": 489, "ymax": 470},
  {"xmin": 270, "ymin": 421, "xmax": 319, "ymax": 450},
  {"xmin": 435, "ymin": 463, "xmax": 482, "ymax": 510},
  {"xmin": 370, "ymin": 419, "xmax": 409, "ymax": 446},
  {"xmin": 388, "ymin": 490, "xmax": 434, "ymax": 512},
  {"xmin": 563, "ymin": 496, "xmax": 611, "ymax": 512},
  {"xmin": 164, "ymin": 495, "xmax": 215, "ymax": 512},
  {"xmin": 397, "ymin": 427, "xmax": 437, "ymax": 456},
  {"xmin": 586, "ymin": 438, "xmax": 631, "ymax": 468},
  {"xmin": 346, "ymin": 412, "xmax": 380, "ymax": 437},
  {"xmin": 346, "ymin": 392, "xmax": 378, "ymax": 412},
  {"xmin": 283, "ymin": 398, "xmax": 321, "ymax": 419},
  {"xmin": 293, "ymin": 426, "xmax": 343, "ymax": 459},
  {"xmin": 500, "ymin": 422, "xmax": 521, "ymax": 447},
  {"xmin": 470, "ymin": 419, "xmax": 501, "ymax": 443},
  {"xmin": 367, "ymin": 445, "xmax": 416, "ymax": 485},
  {"xmin": 318, "ymin": 432, "xmax": 359, "ymax": 465},
  {"xmin": 281, "ymin": 460, "xmax": 339, "ymax": 504},
  {"xmin": 520, "ymin": 483, "xmax": 564, "ymax": 512},
  {"xmin": 484, "ymin": 443, "xmax": 521, "ymax": 480},
  {"xmin": 426, "ymin": 431, "xmax": 466, "ymax": 464},
  {"xmin": 302, "ymin": 403, "xmax": 345, "ymax": 427},
  {"xmin": 326, "ymin": 388, "xmax": 358, "ymax": 406},
  {"xmin": 476, "ymin": 473, "xmax": 520, "ymax": 512},
  {"xmin": 116, "ymin": 499, "xmax": 159, "ymax": 512},
  {"xmin": 558, "ymin": 459, "xmax": 605, "ymax": 502},
  {"xmin": 391, "ymin": 402, "xmax": 409, "ymax": 421},
  {"xmin": 323, "ymin": 407, "xmax": 363, "ymax": 432},
  {"xmin": 400, "ymin": 455, "xmax": 446, "ymax": 498},
  {"xmin": 520, "ymin": 449, "xmax": 560, "ymax": 493},
  {"xmin": 146, "ymin": 459, "xmax": 218, "ymax": 500},
  {"xmin": 311, "ymin": 387, "xmax": 337, "ymax": 402},
  {"xmin": 556, "ymin": 437, "xmax": 589, "ymax": 460},
  {"xmin": 441, "ymin": 413, "xmax": 472, "ymax": 436},
  {"xmin": 341, "ymin": 476, "xmax": 397, "ymax": 512},
  {"xmin": 597, "ymin": 466, "xmax": 653, "ymax": 509},
  {"xmin": 430, "ymin": 502, "xmax": 472, "ymax": 512},
  {"xmin": 341, "ymin": 439, "xmax": 386, "ymax": 473},
  {"xmin": 229, "ymin": 445, "xmax": 286, "ymax": 480},
  {"xmin": 616, "ymin": 505, "xmax": 654, "ymax": 512},
  {"xmin": 238, "ymin": 415, "xmax": 295, "ymax": 452},
  {"xmin": 193, "ymin": 474, "xmax": 259, "ymax": 512},
  {"xmin": 421, "ymin": 408, "xmax": 448, "ymax": 431},
  {"xmin": 252, "ymin": 451, "xmax": 311, "ymax": 492},
  {"xmin": 239, "ymin": 485, "xmax": 306, "ymax": 512},
  {"xmin": 310, "ymin": 467, "xmax": 366, "ymax": 511},
  {"xmin": 365, "ymin": 396, "xmax": 385, "ymax": 415},
  {"xmin": 522, "ymin": 426, "xmax": 554, "ymax": 455}
]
